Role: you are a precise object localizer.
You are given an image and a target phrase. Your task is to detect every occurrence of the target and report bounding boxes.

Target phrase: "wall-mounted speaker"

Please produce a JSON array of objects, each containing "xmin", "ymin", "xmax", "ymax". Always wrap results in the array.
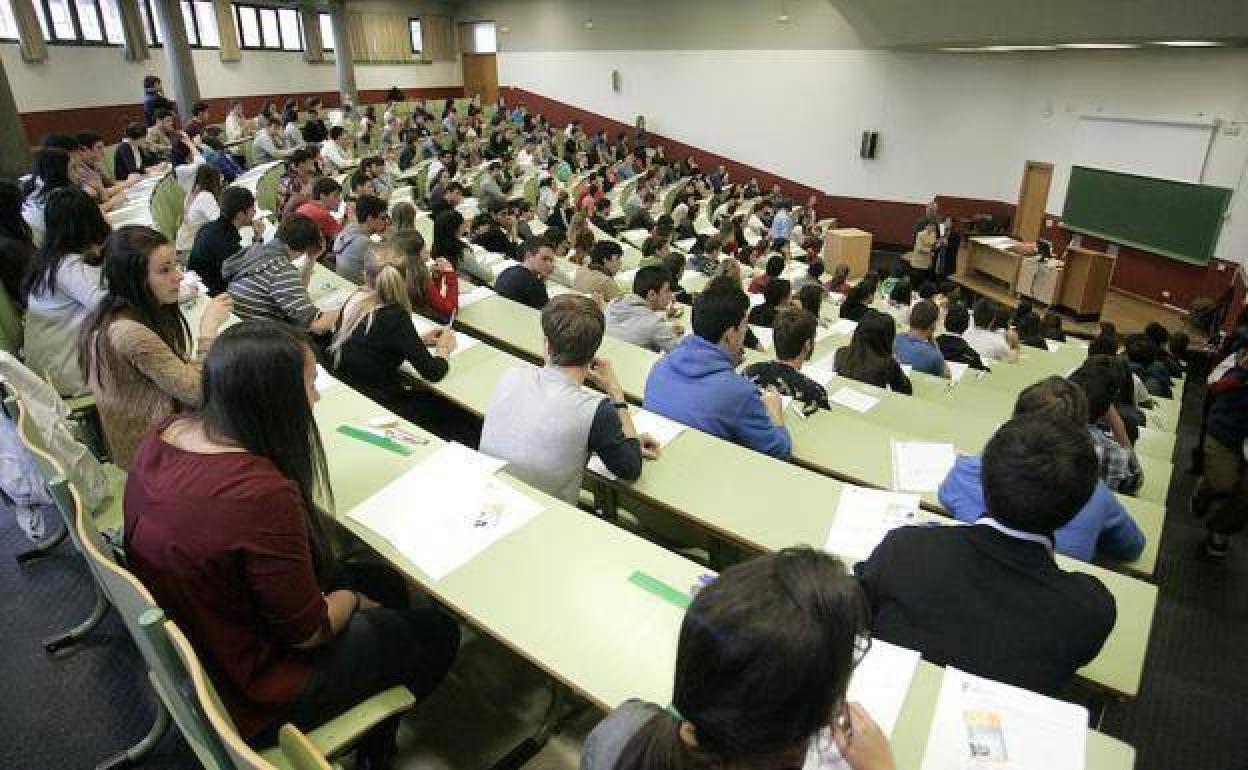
[
  {"xmin": 611, "ymin": 70, "xmax": 621, "ymax": 93},
  {"xmin": 859, "ymin": 130, "xmax": 879, "ymax": 159}
]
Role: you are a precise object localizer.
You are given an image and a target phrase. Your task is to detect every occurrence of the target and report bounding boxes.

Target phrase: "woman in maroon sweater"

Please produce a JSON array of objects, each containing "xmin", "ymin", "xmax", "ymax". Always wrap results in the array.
[{"xmin": 124, "ymin": 320, "xmax": 459, "ymax": 768}]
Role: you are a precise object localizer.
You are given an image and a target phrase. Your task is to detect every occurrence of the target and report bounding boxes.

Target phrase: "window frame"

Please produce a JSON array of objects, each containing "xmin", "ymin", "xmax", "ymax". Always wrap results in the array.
[
  {"xmin": 26, "ymin": 0, "xmax": 121, "ymax": 47},
  {"xmin": 408, "ymin": 16, "xmax": 421, "ymax": 54},
  {"xmin": 0, "ymin": 0, "xmax": 22, "ymax": 40},
  {"xmin": 234, "ymin": 1, "xmax": 302, "ymax": 52},
  {"xmin": 316, "ymin": 10, "xmax": 332, "ymax": 51},
  {"xmin": 136, "ymin": 0, "xmax": 220, "ymax": 49}
]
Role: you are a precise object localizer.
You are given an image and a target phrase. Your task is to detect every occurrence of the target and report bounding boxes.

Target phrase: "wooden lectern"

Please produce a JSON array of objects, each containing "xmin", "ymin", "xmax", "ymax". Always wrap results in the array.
[
  {"xmin": 822, "ymin": 228, "xmax": 873, "ymax": 280},
  {"xmin": 1056, "ymin": 247, "xmax": 1115, "ymax": 321}
]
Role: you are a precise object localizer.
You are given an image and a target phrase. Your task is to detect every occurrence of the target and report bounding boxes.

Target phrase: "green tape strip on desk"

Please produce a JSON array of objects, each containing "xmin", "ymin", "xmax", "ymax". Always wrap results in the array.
[
  {"xmin": 336, "ymin": 425, "xmax": 414, "ymax": 456},
  {"xmin": 629, "ymin": 570, "xmax": 691, "ymax": 609}
]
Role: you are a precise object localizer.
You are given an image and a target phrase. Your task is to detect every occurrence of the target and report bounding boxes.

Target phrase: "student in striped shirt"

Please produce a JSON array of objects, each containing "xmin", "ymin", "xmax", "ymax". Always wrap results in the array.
[{"xmin": 221, "ymin": 214, "xmax": 340, "ymax": 335}]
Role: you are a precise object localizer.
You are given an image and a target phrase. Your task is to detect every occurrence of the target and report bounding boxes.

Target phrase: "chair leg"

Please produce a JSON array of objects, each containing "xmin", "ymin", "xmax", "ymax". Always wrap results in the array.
[
  {"xmin": 43, "ymin": 581, "xmax": 110, "ymax": 654},
  {"xmin": 95, "ymin": 699, "xmax": 171, "ymax": 770},
  {"xmin": 15, "ymin": 524, "xmax": 67, "ymax": 564},
  {"xmin": 489, "ymin": 680, "xmax": 582, "ymax": 770}
]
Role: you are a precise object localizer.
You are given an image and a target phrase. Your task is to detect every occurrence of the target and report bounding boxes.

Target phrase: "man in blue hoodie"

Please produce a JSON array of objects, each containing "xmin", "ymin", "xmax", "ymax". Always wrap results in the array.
[
  {"xmin": 644, "ymin": 281, "xmax": 791, "ymax": 459},
  {"xmin": 938, "ymin": 376, "xmax": 1145, "ymax": 563}
]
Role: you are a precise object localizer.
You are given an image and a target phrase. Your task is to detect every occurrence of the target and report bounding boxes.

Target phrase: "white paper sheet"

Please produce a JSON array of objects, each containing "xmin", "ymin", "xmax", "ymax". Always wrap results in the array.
[
  {"xmin": 829, "ymin": 386, "xmax": 879, "ymax": 414},
  {"xmin": 824, "ymin": 485, "xmax": 922, "ymax": 565},
  {"xmin": 1045, "ymin": 339, "xmax": 1061, "ymax": 352},
  {"xmin": 314, "ymin": 364, "xmax": 342, "ymax": 393},
  {"xmin": 587, "ymin": 409, "xmax": 687, "ymax": 480},
  {"xmin": 918, "ymin": 668, "xmax": 1088, "ymax": 770},
  {"xmin": 803, "ymin": 364, "xmax": 838, "ymax": 389},
  {"xmin": 948, "ymin": 361, "xmax": 969, "ymax": 384},
  {"xmin": 891, "ymin": 441, "xmax": 958, "ymax": 493},
  {"xmin": 346, "ymin": 443, "xmax": 540, "ymax": 580},
  {"xmin": 803, "ymin": 640, "xmax": 923, "ymax": 770},
  {"xmin": 409, "ymin": 314, "xmax": 480, "ymax": 357},
  {"xmin": 828, "ymin": 318, "xmax": 858, "ymax": 337}
]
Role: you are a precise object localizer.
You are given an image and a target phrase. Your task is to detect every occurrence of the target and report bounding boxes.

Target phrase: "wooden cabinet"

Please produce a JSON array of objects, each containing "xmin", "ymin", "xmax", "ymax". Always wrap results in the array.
[{"xmin": 822, "ymin": 228, "xmax": 873, "ymax": 279}]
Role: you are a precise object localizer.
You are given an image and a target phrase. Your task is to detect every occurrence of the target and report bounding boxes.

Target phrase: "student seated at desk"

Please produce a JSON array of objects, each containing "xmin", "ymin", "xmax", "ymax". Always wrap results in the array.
[
  {"xmin": 124, "ymin": 321, "xmax": 460, "ymax": 761},
  {"xmin": 662, "ymin": 252, "xmax": 693, "ymax": 306},
  {"xmin": 480, "ymin": 294, "xmax": 657, "ymax": 504},
  {"xmin": 935, "ymin": 302, "xmax": 987, "ymax": 371},
  {"xmin": 644, "ymin": 280, "xmax": 791, "ymax": 459},
  {"xmin": 1017, "ymin": 311, "xmax": 1049, "ymax": 351},
  {"xmin": 838, "ymin": 281, "xmax": 874, "ymax": 322},
  {"xmin": 575, "ymin": 239, "xmax": 624, "ymax": 302},
  {"xmin": 251, "ymin": 116, "xmax": 293, "ymax": 164},
  {"xmin": 747, "ymin": 278, "xmax": 791, "ymax": 328},
  {"xmin": 834, "ymin": 310, "xmax": 913, "ymax": 395},
  {"xmin": 583, "ymin": 547, "xmax": 893, "ymax": 770},
  {"xmin": 605, "ymin": 265, "xmax": 683, "ymax": 353},
  {"xmin": 175, "ymin": 165, "xmax": 223, "ymax": 254},
  {"xmin": 190, "ymin": 187, "xmax": 266, "ymax": 297},
  {"xmin": 1125, "ymin": 334, "xmax": 1173, "ymax": 399},
  {"xmin": 222, "ymin": 214, "xmax": 339, "ymax": 335},
  {"xmin": 1069, "ymin": 362, "xmax": 1144, "ymax": 495},
  {"xmin": 893, "ymin": 300, "xmax": 950, "ymax": 378},
  {"xmin": 748, "ymin": 254, "xmax": 784, "ymax": 295},
  {"xmin": 320, "ymin": 126, "xmax": 356, "ymax": 176},
  {"xmin": 858, "ymin": 415, "xmax": 1116, "ymax": 696},
  {"xmin": 792, "ymin": 260, "xmax": 826, "ymax": 295},
  {"xmin": 882, "ymin": 278, "xmax": 913, "ymax": 327},
  {"xmin": 1193, "ymin": 336, "xmax": 1248, "ymax": 558},
  {"xmin": 964, "ymin": 298, "xmax": 1019, "ymax": 363},
  {"xmin": 334, "ymin": 194, "xmax": 390, "ymax": 284},
  {"xmin": 391, "ymin": 229, "xmax": 458, "ymax": 321},
  {"xmin": 744, "ymin": 308, "xmax": 830, "ymax": 413},
  {"xmin": 328, "ymin": 248, "xmax": 457, "ymax": 431},
  {"xmin": 80, "ymin": 226, "xmax": 233, "ymax": 468},
  {"xmin": 472, "ymin": 207, "xmax": 520, "ymax": 261},
  {"xmin": 939, "ymin": 376, "xmax": 1146, "ymax": 563},
  {"xmin": 495, "ymin": 237, "xmax": 555, "ymax": 310},
  {"xmin": 295, "ymin": 177, "xmax": 345, "ymax": 244}
]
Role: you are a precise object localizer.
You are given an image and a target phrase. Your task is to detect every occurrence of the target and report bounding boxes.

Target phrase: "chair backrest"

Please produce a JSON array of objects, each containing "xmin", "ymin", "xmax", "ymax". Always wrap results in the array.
[
  {"xmin": 150, "ymin": 171, "xmax": 185, "ymax": 241},
  {"xmin": 69, "ymin": 467, "xmax": 237, "ymax": 770},
  {"xmin": 102, "ymin": 143, "xmax": 119, "ymax": 181},
  {"xmin": 278, "ymin": 725, "xmax": 332, "ymax": 770},
  {"xmin": 0, "ymin": 282, "xmax": 22, "ymax": 355},
  {"xmin": 661, "ymin": 177, "xmax": 691, "ymax": 215},
  {"xmin": 159, "ymin": 617, "xmax": 278, "ymax": 770},
  {"xmin": 254, "ymin": 162, "xmax": 287, "ymax": 214},
  {"xmin": 10, "ymin": 393, "xmax": 85, "ymax": 543},
  {"xmin": 523, "ymin": 174, "xmax": 540, "ymax": 206}
]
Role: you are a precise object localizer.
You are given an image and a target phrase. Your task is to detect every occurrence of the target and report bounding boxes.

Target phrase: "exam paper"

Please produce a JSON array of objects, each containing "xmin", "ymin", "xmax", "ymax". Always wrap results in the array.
[
  {"xmin": 829, "ymin": 387, "xmax": 879, "ymax": 414},
  {"xmin": 948, "ymin": 361, "xmax": 969, "ymax": 384},
  {"xmin": 919, "ymin": 668, "xmax": 1088, "ymax": 770},
  {"xmin": 892, "ymin": 441, "xmax": 958, "ymax": 493},
  {"xmin": 346, "ymin": 443, "xmax": 540, "ymax": 580},
  {"xmin": 314, "ymin": 364, "xmax": 343, "ymax": 393},
  {"xmin": 588, "ymin": 409, "xmax": 687, "ymax": 480},
  {"xmin": 802, "ymin": 363, "xmax": 838, "ymax": 389},
  {"xmin": 409, "ymin": 314, "xmax": 480, "ymax": 357},
  {"xmin": 458, "ymin": 284, "xmax": 497, "ymax": 308},
  {"xmin": 828, "ymin": 319, "xmax": 858, "ymax": 337},
  {"xmin": 824, "ymin": 485, "xmax": 921, "ymax": 565},
  {"xmin": 803, "ymin": 640, "xmax": 923, "ymax": 770},
  {"xmin": 751, "ymin": 326, "xmax": 775, "ymax": 352}
]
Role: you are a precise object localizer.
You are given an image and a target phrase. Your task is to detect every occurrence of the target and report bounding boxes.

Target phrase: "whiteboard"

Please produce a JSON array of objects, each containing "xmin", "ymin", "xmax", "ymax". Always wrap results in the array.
[{"xmin": 1071, "ymin": 115, "xmax": 1215, "ymax": 184}]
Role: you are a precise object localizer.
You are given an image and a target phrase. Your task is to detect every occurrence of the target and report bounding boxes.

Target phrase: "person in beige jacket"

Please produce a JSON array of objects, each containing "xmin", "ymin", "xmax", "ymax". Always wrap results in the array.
[
  {"xmin": 80, "ymin": 226, "xmax": 232, "ymax": 468},
  {"xmin": 573, "ymin": 240, "xmax": 624, "ymax": 303}
]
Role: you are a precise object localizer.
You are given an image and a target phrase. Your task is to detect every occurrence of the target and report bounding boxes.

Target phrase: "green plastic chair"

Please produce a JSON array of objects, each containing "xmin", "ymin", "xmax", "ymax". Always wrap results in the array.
[
  {"xmin": 661, "ymin": 177, "xmax": 691, "ymax": 215},
  {"xmin": 149, "ymin": 172, "xmax": 185, "ymax": 242},
  {"xmin": 0, "ymin": 282, "xmax": 23, "ymax": 356},
  {"xmin": 102, "ymin": 143, "xmax": 118, "ymax": 181},
  {"xmin": 255, "ymin": 162, "xmax": 287, "ymax": 215},
  {"xmin": 523, "ymin": 174, "xmax": 540, "ymax": 206}
]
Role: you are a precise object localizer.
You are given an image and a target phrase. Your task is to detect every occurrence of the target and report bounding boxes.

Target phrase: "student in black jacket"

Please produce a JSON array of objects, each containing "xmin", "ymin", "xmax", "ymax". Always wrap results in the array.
[
  {"xmin": 857, "ymin": 415, "xmax": 1115, "ymax": 696},
  {"xmin": 937, "ymin": 302, "xmax": 988, "ymax": 371},
  {"xmin": 189, "ymin": 187, "xmax": 264, "ymax": 295},
  {"xmin": 114, "ymin": 122, "xmax": 155, "ymax": 181},
  {"xmin": 591, "ymin": 197, "xmax": 618, "ymax": 237},
  {"xmin": 301, "ymin": 97, "xmax": 329, "ymax": 143},
  {"xmin": 746, "ymin": 278, "xmax": 791, "ymax": 328},
  {"xmin": 472, "ymin": 208, "xmax": 519, "ymax": 260},
  {"xmin": 495, "ymin": 237, "xmax": 555, "ymax": 310},
  {"xmin": 744, "ymin": 308, "xmax": 830, "ymax": 413}
]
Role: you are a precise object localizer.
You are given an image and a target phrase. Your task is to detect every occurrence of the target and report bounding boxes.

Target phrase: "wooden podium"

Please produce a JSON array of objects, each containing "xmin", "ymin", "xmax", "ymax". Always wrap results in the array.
[
  {"xmin": 1056, "ymin": 247, "xmax": 1115, "ymax": 321},
  {"xmin": 822, "ymin": 228, "xmax": 873, "ymax": 280}
]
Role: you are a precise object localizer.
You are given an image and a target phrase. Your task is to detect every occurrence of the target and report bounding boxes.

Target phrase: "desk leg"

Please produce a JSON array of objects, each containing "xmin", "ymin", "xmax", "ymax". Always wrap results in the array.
[{"xmin": 489, "ymin": 681, "xmax": 585, "ymax": 770}]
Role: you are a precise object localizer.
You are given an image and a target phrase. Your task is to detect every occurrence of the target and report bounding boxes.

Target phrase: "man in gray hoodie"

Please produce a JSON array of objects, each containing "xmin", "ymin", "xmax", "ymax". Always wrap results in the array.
[
  {"xmin": 333, "ymin": 194, "xmax": 390, "ymax": 283},
  {"xmin": 605, "ymin": 265, "xmax": 684, "ymax": 354},
  {"xmin": 222, "ymin": 213, "xmax": 340, "ymax": 334}
]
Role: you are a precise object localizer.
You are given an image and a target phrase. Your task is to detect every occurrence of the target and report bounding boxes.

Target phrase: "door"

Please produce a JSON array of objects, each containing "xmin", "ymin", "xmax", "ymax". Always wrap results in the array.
[
  {"xmin": 1013, "ymin": 161, "xmax": 1054, "ymax": 242},
  {"xmin": 461, "ymin": 53, "xmax": 499, "ymax": 106}
]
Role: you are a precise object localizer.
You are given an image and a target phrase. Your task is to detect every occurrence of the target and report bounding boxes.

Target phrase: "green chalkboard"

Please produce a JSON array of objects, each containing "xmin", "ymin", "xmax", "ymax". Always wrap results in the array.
[{"xmin": 1061, "ymin": 166, "xmax": 1232, "ymax": 265}]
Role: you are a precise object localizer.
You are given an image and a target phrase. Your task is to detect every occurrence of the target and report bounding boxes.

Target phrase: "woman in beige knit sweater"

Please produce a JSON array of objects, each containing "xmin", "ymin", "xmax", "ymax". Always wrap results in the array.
[{"xmin": 79, "ymin": 226, "xmax": 233, "ymax": 468}]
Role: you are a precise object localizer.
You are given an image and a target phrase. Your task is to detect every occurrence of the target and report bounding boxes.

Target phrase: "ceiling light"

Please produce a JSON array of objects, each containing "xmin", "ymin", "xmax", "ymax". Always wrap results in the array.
[
  {"xmin": 776, "ymin": 13, "xmax": 789, "ymax": 22},
  {"xmin": 1155, "ymin": 40, "xmax": 1225, "ymax": 47},
  {"xmin": 1058, "ymin": 43, "xmax": 1142, "ymax": 49},
  {"xmin": 939, "ymin": 45, "xmax": 1056, "ymax": 52},
  {"xmin": 584, "ymin": 19, "xmax": 593, "ymax": 29}
]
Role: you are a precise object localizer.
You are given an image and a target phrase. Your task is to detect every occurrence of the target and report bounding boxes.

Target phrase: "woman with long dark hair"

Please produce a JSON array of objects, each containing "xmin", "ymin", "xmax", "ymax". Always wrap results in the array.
[
  {"xmin": 430, "ymin": 209, "xmax": 467, "ymax": 267},
  {"xmin": 79, "ymin": 225, "xmax": 232, "ymax": 467},
  {"xmin": 393, "ymin": 229, "xmax": 457, "ymax": 320},
  {"xmin": 175, "ymin": 164, "xmax": 224, "ymax": 254},
  {"xmin": 22, "ymin": 147, "xmax": 76, "ymax": 246},
  {"xmin": 0, "ymin": 179, "xmax": 34, "ymax": 305},
  {"xmin": 22, "ymin": 187, "xmax": 112, "ymax": 395},
  {"xmin": 124, "ymin": 320, "xmax": 460, "ymax": 764},
  {"xmin": 582, "ymin": 547, "xmax": 893, "ymax": 770},
  {"xmin": 834, "ymin": 309, "xmax": 913, "ymax": 394}
]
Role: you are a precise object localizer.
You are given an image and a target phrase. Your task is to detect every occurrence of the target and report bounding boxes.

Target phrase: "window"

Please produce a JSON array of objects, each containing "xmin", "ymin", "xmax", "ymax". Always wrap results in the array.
[
  {"xmin": 135, "ymin": 1, "xmax": 217, "ymax": 48},
  {"xmin": 0, "ymin": 1, "xmax": 21, "ymax": 40},
  {"xmin": 234, "ymin": 3, "xmax": 300, "ymax": 51},
  {"xmin": 24, "ymin": 0, "xmax": 126, "ymax": 44},
  {"xmin": 408, "ymin": 17, "xmax": 421, "ymax": 53},
  {"xmin": 317, "ymin": 11, "xmax": 332, "ymax": 50}
]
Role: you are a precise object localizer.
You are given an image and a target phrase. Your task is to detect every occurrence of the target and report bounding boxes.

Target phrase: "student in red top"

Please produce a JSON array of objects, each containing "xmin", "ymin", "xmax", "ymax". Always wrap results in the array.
[
  {"xmin": 390, "ymin": 229, "xmax": 458, "ymax": 320},
  {"xmin": 123, "ymin": 320, "xmax": 459, "ymax": 766},
  {"xmin": 295, "ymin": 176, "xmax": 345, "ymax": 243}
]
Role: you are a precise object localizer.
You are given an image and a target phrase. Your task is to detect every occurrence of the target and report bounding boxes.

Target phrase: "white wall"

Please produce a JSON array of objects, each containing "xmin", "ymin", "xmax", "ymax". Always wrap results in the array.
[
  {"xmin": 497, "ymin": 48, "xmax": 1248, "ymax": 264},
  {"xmin": 1, "ymin": 41, "xmax": 462, "ymax": 112}
]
